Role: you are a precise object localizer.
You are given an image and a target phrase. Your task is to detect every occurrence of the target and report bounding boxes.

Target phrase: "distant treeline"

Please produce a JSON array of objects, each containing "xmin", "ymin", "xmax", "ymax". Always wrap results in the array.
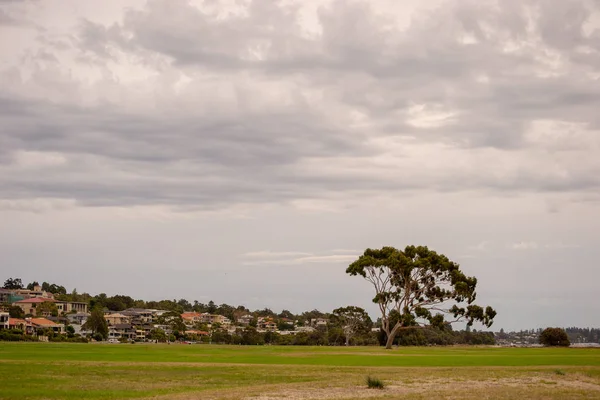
[
  {"xmin": 565, "ymin": 327, "xmax": 600, "ymax": 344},
  {"xmin": 380, "ymin": 326, "xmax": 495, "ymax": 346}
]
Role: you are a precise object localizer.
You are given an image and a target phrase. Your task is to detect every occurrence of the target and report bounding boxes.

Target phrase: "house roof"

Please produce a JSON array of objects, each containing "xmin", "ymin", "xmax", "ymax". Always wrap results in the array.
[
  {"xmin": 106, "ymin": 313, "xmax": 128, "ymax": 318},
  {"xmin": 9, "ymin": 318, "xmax": 30, "ymax": 326},
  {"xmin": 14, "ymin": 297, "xmax": 56, "ymax": 304},
  {"xmin": 30, "ymin": 318, "xmax": 60, "ymax": 327}
]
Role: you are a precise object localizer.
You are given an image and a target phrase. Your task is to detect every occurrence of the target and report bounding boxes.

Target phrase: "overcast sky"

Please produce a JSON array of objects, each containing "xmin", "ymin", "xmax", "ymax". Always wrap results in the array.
[{"xmin": 1, "ymin": 0, "xmax": 599, "ymax": 331}]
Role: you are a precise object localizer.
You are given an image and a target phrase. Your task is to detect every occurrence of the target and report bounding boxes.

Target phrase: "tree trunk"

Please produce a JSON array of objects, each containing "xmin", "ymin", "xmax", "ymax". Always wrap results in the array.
[
  {"xmin": 384, "ymin": 325, "xmax": 400, "ymax": 349},
  {"xmin": 385, "ymin": 332, "xmax": 395, "ymax": 349}
]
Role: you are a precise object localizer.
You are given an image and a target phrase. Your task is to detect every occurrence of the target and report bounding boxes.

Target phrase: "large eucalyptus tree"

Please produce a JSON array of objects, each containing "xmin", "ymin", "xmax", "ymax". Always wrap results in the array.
[{"xmin": 347, "ymin": 245, "xmax": 496, "ymax": 349}]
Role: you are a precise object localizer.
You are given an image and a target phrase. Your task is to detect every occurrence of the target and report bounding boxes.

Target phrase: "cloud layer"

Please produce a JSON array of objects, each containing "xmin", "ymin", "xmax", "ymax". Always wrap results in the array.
[
  {"xmin": 1, "ymin": 0, "xmax": 599, "ymax": 212},
  {"xmin": 1, "ymin": 0, "xmax": 599, "ymax": 330}
]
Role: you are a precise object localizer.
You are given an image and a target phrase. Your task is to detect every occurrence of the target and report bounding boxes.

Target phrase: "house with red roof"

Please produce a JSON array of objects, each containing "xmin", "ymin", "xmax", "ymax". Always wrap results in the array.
[
  {"xmin": 181, "ymin": 312, "xmax": 202, "ymax": 326},
  {"xmin": 8, "ymin": 318, "xmax": 34, "ymax": 335},
  {"xmin": 13, "ymin": 297, "xmax": 57, "ymax": 316},
  {"xmin": 30, "ymin": 317, "xmax": 64, "ymax": 334},
  {"xmin": 13, "ymin": 297, "xmax": 88, "ymax": 316}
]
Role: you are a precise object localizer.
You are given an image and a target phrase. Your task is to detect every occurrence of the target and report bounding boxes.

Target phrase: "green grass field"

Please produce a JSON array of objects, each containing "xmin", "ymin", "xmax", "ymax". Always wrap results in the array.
[{"xmin": 1, "ymin": 343, "xmax": 599, "ymax": 399}]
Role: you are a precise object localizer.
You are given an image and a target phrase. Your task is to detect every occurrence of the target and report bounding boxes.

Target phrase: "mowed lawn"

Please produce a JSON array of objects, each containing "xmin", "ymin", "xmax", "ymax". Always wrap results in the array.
[{"xmin": 1, "ymin": 343, "xmax": 599, "ymax": 400}]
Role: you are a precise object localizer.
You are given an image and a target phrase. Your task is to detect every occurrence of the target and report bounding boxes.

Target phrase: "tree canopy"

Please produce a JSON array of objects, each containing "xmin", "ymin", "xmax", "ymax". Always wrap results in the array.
[
  {"xmin": 539, "ymin": 327, "xmax": 570, "ymax": 347},
  {"xmin": 332, "ymin": 306, "xmax": 372, "ymax": 346},
  {"xmin": 37, "ymin": 301, "xmax": 59, "ymax": 317},
  {"xmin": 8, "ymin": 305, "xmax": 24, "ymax": 319},
  {"xmin": 82, "ymin": 308, "xmax": 109, "ymax": 340},
  {"xmin": 3, "ymin": 277, "xmax": 23, "ymax": 290},
  {"xmin": 347, "ymin": 245, "xmax": 496, "ymax": 349},
  {"xmin": 157, "ymin": 311, "xmax": 186, "ymax": 334},
  {"xmin": 41, "ymin": 282, "xmax": 67, "ymax": 295}
]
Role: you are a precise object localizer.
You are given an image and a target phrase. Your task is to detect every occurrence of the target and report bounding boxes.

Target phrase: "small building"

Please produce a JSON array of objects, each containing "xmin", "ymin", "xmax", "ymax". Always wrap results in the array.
[
  {"xmin": 237, "ymin": 315, "xmax": 253, "ymax": 326},
  {"xmin": 0, "ymin": 312, "xmax": 9, "ymax": 330},
  {"xmin": 12, "ymin": 286, "xmax": 54, "ymax": 300},
  {"xmin": 67, "ymin": 312, "xmax": 89, "ymax": 325},
  {"xmin": 30, "ymin": 317, "xmax": 64, "ymax": 334},
  {"xmin": 181, "ymin": 312, "xmax": 203, "ymax": 325},
  {"xmin": 199, "ymin": 313, "xmax": 231, "ymax": 326},
  {"xmin": 135, "ymin": 324, "xmax": 154, "ymax": 341},
  {"xmin": 122, "ymin": 308, "xmax": 153, "ymax": 324},
  {"xmin": 13, "ymin": 298, "xmax": 87, "ymax": 316},
  {"xmin": 257, "ymin": 317, "xmax": 277, "ymax": 331},
  {"xmin": 105, "ymin": 313, "xmax": 130, "ymax": 326},
  {"xmin": 56, "ymin": 301, "xmax": 88, "ymax": 314},
  {"xmin": 310, "ymin": 318, "xmax": 328, "ymax": 327},
  {"xmin": 8, "ymin": 318, "xmax": 34, "ymax": 335},
  {"xmin": 0, "ymin": 289, "xmax": 13, "ymax": 304},
  {"xmin": 109, "ymin": 324, "xmax": 136, "ymax": 340},
  {"xmin": 13, "ymin": 297, "xmax": 57, "ymax": 316},
  {"xmin": 185, "ymin": 329, "xmax": 209, "ymax": 337}
]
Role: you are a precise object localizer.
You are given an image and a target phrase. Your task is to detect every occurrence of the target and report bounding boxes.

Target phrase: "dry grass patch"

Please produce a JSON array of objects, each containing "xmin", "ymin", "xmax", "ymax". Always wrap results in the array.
[{"xmin": 139, "ymin": 366, "xmax": 600, "ymax": 400}]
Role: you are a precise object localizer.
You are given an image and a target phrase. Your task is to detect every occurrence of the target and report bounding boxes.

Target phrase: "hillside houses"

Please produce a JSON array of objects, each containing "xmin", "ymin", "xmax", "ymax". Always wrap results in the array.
[
  {"xmin": 0, "ymin": 279, "xmax": 351, "ymax": 343},
  {"xmin": 0, "ymin": 313, "xmax": 63, "ymax": 336},
  {"xmin": 11, "ymin": 295, "xmax": 87, "ymax": 317},
  {"xmin": 0, "ymin": 285, "xmax": 55, "ymax": 303},
  {"xmin": 181, "ymin": 312, "xmax": 232, "ymax": 328},
  {"xmin": 0, "ymin": 286, "xmax": 336, "ymax": 343},
  {"xmin": 257, "ymin": 317, "xmax": 277, "ymax": 331},
  {"xmin": 30, "ymin": 318, "xmax": 64, "ymax": 334},
  {"xmin": 120, "ymin": 308, "xmax": 153, "ymax": 324}
]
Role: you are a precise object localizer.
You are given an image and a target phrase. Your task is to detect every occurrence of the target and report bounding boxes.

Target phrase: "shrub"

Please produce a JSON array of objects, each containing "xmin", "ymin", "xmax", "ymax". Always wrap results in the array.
[
  {"xmin": 49, "ymin": 335, "xmax": 88, "ymax": 343},
  {"xmin": 366, "ymin": 376, "xmax": 385, "ymax": 389},
  {"xmin": 539, "ymin": 328, "xmax": 570, "ymax": 347},
  {"xmin": 0, "ymin": 330, "xmax": 37, "ymax": 342}
]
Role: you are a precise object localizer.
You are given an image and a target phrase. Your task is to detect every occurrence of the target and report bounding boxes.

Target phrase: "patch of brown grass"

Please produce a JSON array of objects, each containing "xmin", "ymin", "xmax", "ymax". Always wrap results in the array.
[{"xmin": 137, "ymin": 366, "xmax": 600, "ymax": 400}]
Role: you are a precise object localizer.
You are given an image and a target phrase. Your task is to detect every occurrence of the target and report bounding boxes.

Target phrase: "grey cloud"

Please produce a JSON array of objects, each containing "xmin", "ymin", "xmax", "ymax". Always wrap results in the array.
[
  {"xmin": 1, "ymin": 0, "xmax": 600, "ymax": 210},
  {"xmin": 87, "ymin": 0, "xmax": 600, "ymax": 145},
  {"xmin": 240, "ymin": 249, "xmax": 358, "ymax": 266},
  {"xmin": 0, "ymin": 8, "xmax": 18, "ymax": 24}
]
